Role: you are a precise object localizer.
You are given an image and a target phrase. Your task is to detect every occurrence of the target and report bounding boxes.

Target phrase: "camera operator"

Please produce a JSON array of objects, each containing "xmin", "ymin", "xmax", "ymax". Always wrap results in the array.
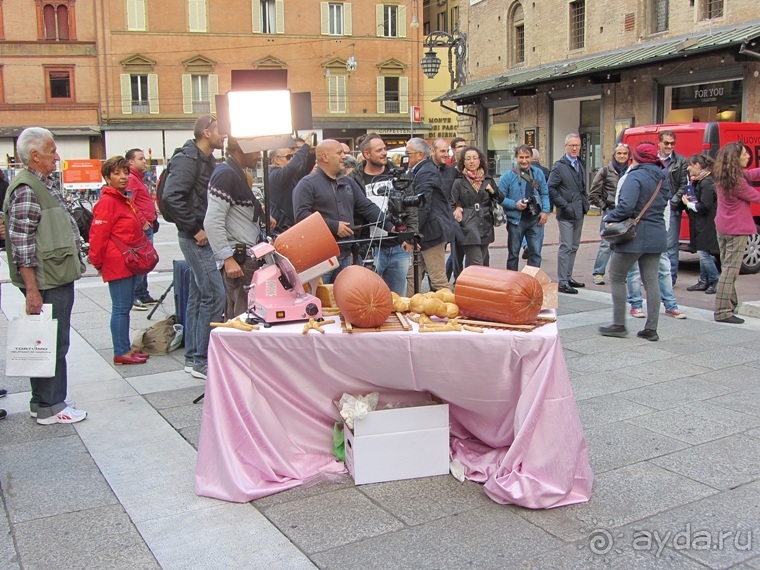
[
  {"xmin": 268, "ymin": 133, "xmax": 317, "ymax": 233},
  {"xmin": 347, "ymin": 134, "xmax": 415, "ymax": 295},
  {"xmin": 293, "ymin": 140, "xmax": 395, "ymax": 284},
  {"xmin": 498, "ymin": 144, "xmax": 550, "ymax": 271},
  {"xmin": 404, "ymin": 137, "xmax": 458, "ymax": 295}
]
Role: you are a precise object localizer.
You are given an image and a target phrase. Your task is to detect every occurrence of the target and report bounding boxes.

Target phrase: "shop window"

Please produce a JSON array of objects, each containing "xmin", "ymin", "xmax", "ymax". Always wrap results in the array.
[
  {"xmin": 651, "ymin": 0, "xmax": 668, "ymax": 33},
  {"xmin": 126, "ymin": 0, "xmax": 146, "ymax": 31},
  {"xmin": 46, "ymin": 68, "xmax": 73, "ymax": 101},
  {"xmin": 569, "ymin": 0, "xmax": 585, "ymax": 50},
  {"xmin": 509, "ymin": 3, "xmax": 525, "ymax": 66},
  {"xmin": 327, "ymin": 75, "xmax": 347, "ymax": 113},
  {"xmin": 188, "ymin": 0, "xmax": 207, "ymax": 32},
  {"xmin": 377, "ymin": 4, "xmax": 406, "ymax": 38},
  {"xmin": 321, "ymin": 3, "xmax": 352, "ymax": 36},
  {"xmin": 41, "ymin": 3, "xmax": 71, "ymax": 40},
  {"xmin": 376, "ymin": 76, "xmax": 408, "ymax": 114},
  {"xmin": 254, "ymin": 0, "xmax": 284, "ymax": 34},
  {"xmin": 663, "ymin": 78, "xmax": 742, "ymax": 123},
  {"xmin": 700, "ymin": 0, "xmax": 723, "ymax": 20}
]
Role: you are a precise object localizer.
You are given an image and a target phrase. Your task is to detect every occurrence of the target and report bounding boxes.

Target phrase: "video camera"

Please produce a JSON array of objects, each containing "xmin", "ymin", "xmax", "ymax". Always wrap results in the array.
[{"xmin": 377, "ymin": 167, "xmax": 425, "ymax": 232}]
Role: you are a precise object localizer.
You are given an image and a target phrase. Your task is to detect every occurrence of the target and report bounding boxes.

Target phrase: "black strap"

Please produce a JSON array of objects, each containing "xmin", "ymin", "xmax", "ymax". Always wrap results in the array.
[{"xmin": 634, "ymin": 180, "xmax": 664, "ymax": 224}]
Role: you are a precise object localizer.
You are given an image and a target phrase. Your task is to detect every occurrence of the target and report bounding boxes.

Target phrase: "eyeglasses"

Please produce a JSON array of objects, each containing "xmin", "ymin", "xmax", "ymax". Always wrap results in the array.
[
  {"xmin": 279, "ymin": 154, "xmax": 294, "ymax": 161},
  {"xmin": 661, "ymin": 140, "xmax": 675, "ymax": 147},
  {"xmin": 565, "ymin": 144, "xmax": 581, "ymax": 148}
]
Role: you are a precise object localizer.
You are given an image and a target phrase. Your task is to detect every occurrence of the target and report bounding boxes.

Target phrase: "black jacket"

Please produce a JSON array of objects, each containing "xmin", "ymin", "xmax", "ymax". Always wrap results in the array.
[
  {"xmin": 548, "ymin": 156, "xmax": 589, "ymax": 221},
  {"xmin": 161, "ymin": 140, "xmax": 218, "ymax": 238},
  {"xmin": 686, "ymin": 175, "xmax": 719, "ymax": 255},
  {"xmin": 450, "ymin": 174, "xmax": 503, "ymax": 246},
  {"xmin": 409, "ymin": 158, "xmax": 457, "ymax": 248},
  {"xmin": 269, "ymin": 143, "xmax": 316, "ymax": 232},
  {"xmin": 664, "ymin": 151, "xmax": 689, "ymax": 209}
]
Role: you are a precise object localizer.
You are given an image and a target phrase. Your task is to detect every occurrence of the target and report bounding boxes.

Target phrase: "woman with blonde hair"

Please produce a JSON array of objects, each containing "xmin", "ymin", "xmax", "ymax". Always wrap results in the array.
[{"xmin": 711, "ymin": 143, "xmax": 760, "ymax": 324}]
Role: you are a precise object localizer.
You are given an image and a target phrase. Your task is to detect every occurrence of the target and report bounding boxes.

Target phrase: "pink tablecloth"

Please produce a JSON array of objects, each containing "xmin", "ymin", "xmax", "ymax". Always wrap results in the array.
[{"xmin": 194, "ymin": 316, "xmax": 593, "ymax": 509}]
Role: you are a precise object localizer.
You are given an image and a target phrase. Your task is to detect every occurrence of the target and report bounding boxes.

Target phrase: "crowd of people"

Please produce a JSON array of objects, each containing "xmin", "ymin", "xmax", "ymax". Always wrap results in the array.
[{"xmin": 1, "ymin": 120, "xmax": 758, "ymax": 422}]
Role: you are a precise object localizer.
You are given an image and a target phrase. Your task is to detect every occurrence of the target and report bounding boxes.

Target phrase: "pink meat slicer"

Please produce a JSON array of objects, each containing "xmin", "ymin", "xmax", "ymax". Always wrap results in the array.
[{"xmin": 247, "ymin": 213, "xmax": 340, "ymax": 324}]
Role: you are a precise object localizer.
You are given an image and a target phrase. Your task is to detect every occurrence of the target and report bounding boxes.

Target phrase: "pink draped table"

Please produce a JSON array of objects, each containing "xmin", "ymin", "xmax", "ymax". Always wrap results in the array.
[{"xmin": 194, "ymin": 313, "xmax": 593, "ymax": 509}]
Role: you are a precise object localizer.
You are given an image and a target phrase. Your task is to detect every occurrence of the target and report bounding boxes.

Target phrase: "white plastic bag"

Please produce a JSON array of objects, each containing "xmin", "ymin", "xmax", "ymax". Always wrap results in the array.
[{"xmin": 6, "ymin": 304, "xmax": 58, "ymax": 377}]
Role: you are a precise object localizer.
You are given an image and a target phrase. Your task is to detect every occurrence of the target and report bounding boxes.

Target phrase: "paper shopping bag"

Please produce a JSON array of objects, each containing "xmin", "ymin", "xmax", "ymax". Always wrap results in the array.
[{"xmin": 5, "ymin": 304, "xmax": 58, "ymax": 377}]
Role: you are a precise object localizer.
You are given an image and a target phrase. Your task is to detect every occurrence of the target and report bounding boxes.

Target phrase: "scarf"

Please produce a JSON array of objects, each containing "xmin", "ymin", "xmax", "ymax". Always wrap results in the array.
[
  {"xmin": 611, "ymin": 159, "xmax": 628, "ymax": 177},
  {"xmin": 690, "ymin": 169, "xmax": 710, "ymax": 183},
  {"xmin": 463, "ymin": 168, "xmax": 485, "ymax": 191}
]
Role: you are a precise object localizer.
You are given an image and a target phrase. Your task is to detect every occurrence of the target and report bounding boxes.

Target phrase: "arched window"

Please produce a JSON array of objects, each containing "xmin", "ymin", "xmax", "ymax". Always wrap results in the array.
[
  {"xmin": 37, "ymin": 1, "xmax": 75, "ymax": 41},
  {"xmin": 509, "ymin": 3, "xmax": 525, "ymax": 66}
]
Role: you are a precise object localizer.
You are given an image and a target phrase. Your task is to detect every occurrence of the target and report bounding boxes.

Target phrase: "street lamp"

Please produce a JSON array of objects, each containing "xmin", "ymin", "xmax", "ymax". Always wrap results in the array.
[{"xmin": 421, "ymin": 29, "xmax": 467, "ymax": 91}]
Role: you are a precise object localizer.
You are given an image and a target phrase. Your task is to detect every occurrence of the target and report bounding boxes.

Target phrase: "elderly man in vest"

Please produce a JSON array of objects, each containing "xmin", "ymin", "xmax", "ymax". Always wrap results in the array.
[{"xmin": 3, "ymin": 127, "xmax": 87, "ymax": 424}]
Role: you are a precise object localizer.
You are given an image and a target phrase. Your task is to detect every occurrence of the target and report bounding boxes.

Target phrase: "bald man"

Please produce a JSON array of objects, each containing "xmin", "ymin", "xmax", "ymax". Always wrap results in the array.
[{"xmin": 292, "ymin": 140, "xmax": 395, "ymax": 283}]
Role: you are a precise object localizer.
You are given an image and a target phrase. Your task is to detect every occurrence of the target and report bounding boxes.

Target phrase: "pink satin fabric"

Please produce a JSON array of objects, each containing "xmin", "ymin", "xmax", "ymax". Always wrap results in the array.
[{"xmin": 194, "ymin": 316, "xmax": 593, "ymax": 508}]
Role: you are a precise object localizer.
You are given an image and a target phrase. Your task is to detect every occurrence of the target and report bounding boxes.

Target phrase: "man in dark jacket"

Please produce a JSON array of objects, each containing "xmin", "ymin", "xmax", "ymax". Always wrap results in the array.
[
  {"xmin": 347, "ymin": 133, "xmax": 414, "ymax": 295},
  {"xmin": 293, "ymin": 139, "xmax": 394, "ymax": 284},
  {"xmin": 268, "ymin": 134, "xmax": 316, "ymax": 233},
  {"xmin": 658, "ymin": 130, "xmax": 689, "ymax": 286},
  {"xmin": 161, "ymin": 114, "xmax": 225, "ymax": 380},
  {"xmin": 548, "ymin": 133, "xmax": 590, "ymax": 294},
  {"xmin": 405, "ymin": 137, "xmax": 457, "ymax": 295}
]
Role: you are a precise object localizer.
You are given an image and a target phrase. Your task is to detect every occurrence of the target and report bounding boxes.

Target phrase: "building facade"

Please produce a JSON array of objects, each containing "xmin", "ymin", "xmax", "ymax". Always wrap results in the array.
[
  {"xmin": 439, "ymin": 0, "xmax": 760, "ymax": 181},
  {"xmin": 0, "ymin": 0, "xmax": 425, "ymax": 165}
]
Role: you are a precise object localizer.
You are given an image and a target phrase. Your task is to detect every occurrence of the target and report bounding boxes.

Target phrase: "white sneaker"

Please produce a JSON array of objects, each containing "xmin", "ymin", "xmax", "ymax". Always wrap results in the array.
[
  {"xmin": 593, "ymin": 274, "xmax": 605, "ymax": 285},
  {"xmin": 630, "ymin": 308, "xmax": 645, "ymax": 318},
  {"xmin": 36, "ymin": 405, "xmax": 87, "ymax": 425},
  {"xmin": 30, "ymin": 398, "xmax": 76, "ymax": 418}
]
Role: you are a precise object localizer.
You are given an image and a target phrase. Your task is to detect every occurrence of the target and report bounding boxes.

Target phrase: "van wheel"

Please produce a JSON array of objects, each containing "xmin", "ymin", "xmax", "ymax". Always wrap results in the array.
[{"xmin": 741, "ymin": 227, "xmax": 760, "ymax": 274}]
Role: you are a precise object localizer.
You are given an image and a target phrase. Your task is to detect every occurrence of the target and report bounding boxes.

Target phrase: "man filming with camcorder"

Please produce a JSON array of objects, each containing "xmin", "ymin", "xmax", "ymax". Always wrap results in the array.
[{"xmin": 347, "ymin": 133, "xmax": 417, "ymax": 295}]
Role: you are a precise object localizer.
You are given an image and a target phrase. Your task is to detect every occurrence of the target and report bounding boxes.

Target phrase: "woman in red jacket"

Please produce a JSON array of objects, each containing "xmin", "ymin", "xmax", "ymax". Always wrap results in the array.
[{"xmin": 89, "ymin": 156, "xmax": 151, "ymax": 364}]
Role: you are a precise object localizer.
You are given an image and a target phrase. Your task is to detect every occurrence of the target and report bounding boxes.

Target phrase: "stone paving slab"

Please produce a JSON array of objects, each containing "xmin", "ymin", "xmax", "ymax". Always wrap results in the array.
[
  {"xmin": 569, "ymin": 370, "xmax": 652, "ymax": 401},
  {"xmin": 12, "ymin": 505, "xmax": 160, "ymax": 570},
  {"xmin": 708, "ymin": 387, "xmax": 760, "ymax": 418},
  {"xmin": 576, "ymin": 394, "xmax": 656, "ymax": 427},
  {"xmin": 619, "ymin": 377, "xmax": 735, "ymax": 411}
]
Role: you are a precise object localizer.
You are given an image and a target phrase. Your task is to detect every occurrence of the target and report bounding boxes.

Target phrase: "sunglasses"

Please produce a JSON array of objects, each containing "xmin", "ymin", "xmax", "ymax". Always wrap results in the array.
[
  {"xmin": 201, "ymin": 114, "xmax": 217, "ymax": 132},
  {"xmin": 661, "ymin": 140, "xmax": 675, "ymax": 146},
  {"xmin": 616, "ymin": 143, "xmax": 630, "ymax": 149}
]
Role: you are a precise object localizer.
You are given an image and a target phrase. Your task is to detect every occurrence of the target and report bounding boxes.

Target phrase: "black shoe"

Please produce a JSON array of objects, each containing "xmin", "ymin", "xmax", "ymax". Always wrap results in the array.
[
  {"xmin": 686, "ymin": 281, "xmax": 708, "ymax": 292},
  {"xmin": 0, "ymin": 409, "xmax": 6, "ymax": 420},
  {"xmin": 559, "ymin": 284, "xmax": 579, "ymax": 294},
  {"xmin": 0, "ymin": 388, "xmax": 7, "ymax": 398},
  {"xmin": 139, "ymin": 296, "xmax": 159, "ymax": 305},
  {"xmin": 637, "ymin": 329, "xmax": 659, "ymax": 341},
  {"xmin": 568, "ymin": 279, "xmax": 586, "ymax": 288},
  {"xmin": 599, "ymin": 324, "xmax": 628, "ymax": 337},
  {"xmin": 521, "ymin": 248, "xmax": 529, "ymax": 260},
  {"xmin": 705, "ymin": 284, "xmax": 717, "ymax": 294},
  {"xmin": 716, "ymin": 316, "xmax": 744, "ymax": 324}
]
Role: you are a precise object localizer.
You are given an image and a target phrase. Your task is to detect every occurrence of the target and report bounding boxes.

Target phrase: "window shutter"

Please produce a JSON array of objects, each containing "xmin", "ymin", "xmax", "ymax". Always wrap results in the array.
[
  {"xmin": 329, "ymin": 75, "xmax": 347, "ymax": 113},
  {"xmin": 182, "ymin": 74, "xmax": 193, "ymax": 114},
  {"xmin": 397, "ymin": 5, "xmax": 406, "ymax": 38},
  {"xmin": 338, "ymin": 75, "xmax": 346, "ymax": 113},
  {"xmin": 120, "ymin": 74, "xmax": 132, "ymax": 115},
  {"xmin": 399, "ymin": 76, "xmax": 408, "ymax": 113},
  {"xmin": 252, "ymin": 0, "xmax": 261, "ymax": 33},
  {"xmin": 275, "ymin": 0, "xmax": 284, "ymax": 33},
  {"xmin": 196, "ymin": 0, "xmax": 207, "ymax": 32},
  {"xmin": 344, "ymin": 3, "xmax": 352, "ymax": 36},
  {"xmin": 148, "ymin": 73, "xmax": 159, "ymax": 114},
  {"xmin": 376, "ymin": 76, "xmax": 385, "ymax": 114},
  {"xmin": 188, "ymin": 0, "xmax": 198, "ymax": 31},
  {"xmin": 320, "ymin": 2, "xmax": 328, "ymax": 35},
  {"xmin": 209, "ymin": 74, "xmax": 219, "ymax": 113},
  {"xmin": 376, "ymin": 5, "xmax": 383, "ymax": 37},
  {"xmin": 135, "ymin": 0, "xmax": 146, "ymax": 30}
]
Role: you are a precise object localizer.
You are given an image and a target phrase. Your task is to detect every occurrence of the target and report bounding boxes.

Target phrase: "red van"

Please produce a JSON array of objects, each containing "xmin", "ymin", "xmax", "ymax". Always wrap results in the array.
[{"xmin": 620, "ymin": 122, "xmax": 760, "ymax": 273}]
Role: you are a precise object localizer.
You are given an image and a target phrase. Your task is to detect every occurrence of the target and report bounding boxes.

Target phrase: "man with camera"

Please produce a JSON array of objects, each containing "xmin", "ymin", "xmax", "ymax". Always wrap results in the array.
[
  {"xmin": 347, "ymin": 133, "xmax": 415, "ymax": 295},
  {"xmin": 498, "ymin": 145, "xmax": 550, "ymax": 271},
  {"xmin": 268, "ymin": 133, "xmax": 316, "ymax": 233},
  {"xmin": 205, "ymin": 136, "xmax": 274, "ymax": 319}
]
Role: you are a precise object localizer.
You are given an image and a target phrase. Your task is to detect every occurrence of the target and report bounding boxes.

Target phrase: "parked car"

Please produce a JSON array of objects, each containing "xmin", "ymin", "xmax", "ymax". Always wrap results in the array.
[{"xmin": 620, "ymin": 122, "xmax": 760, "ymax": 273}]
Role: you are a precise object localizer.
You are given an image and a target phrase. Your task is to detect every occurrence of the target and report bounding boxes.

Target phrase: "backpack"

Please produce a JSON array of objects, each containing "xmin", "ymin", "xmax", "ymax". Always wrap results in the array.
[
  {"xmin": 70, "ymin": 200, "xmax": 94, "ymax": 242},
  {"xmin": 156, "ymin": 147, "xmax": 202, "ymax": 224}
]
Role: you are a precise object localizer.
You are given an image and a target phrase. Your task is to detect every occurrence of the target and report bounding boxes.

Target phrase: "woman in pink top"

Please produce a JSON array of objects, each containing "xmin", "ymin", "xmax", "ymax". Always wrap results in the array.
[{"xmin": 712, "ymin": 142, "xmax": 760, "ymax": 324}]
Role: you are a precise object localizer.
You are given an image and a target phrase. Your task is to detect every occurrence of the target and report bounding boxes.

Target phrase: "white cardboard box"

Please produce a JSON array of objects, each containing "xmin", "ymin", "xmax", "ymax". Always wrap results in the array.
[{"xmin": 343, "ymin": 402, "xmax": 450, "ymax": 485}]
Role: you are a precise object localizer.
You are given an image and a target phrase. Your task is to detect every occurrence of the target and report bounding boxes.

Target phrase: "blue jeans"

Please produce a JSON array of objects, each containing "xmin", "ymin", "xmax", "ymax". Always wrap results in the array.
[
  {"xmin": 109, "ymin": 275, "xmax": 137, "ymax": 356},
  {"xmin": 178, "ymin": 236, "xmax": 225, "ymax": 366},
  {"xmin": 23, "ymin": 282, "xmax": 75, "ymax": 419},
  {"xmin": 375, "ymin": 245, "xmax": 410, "ymax": 296},
  {"xmin": 506, "ymin": 218, "xmax": 544, "ymax": 271},
  {"xmin": 666, "ymin": 209, "xmax": 682, "ymax": 285},
  {"xmin": 627, "ymin": 253, "xmax": 678, "ymax": 312},
  {"xmin": 593, "ymin": 217, "xmax": 611, "ymax": 275},
  {"xmin": 697, "ymin": 250, "xmax": 720, "ymax": 284},
  {"xmin": 134, "ymin": 227, "xmax": 154, "ymax": 302}
]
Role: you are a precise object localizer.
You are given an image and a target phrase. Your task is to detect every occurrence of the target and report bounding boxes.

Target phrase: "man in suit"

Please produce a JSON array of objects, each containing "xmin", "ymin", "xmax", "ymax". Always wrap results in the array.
[
  {"xmin": 548, "ymin": 133, "xmax": 590, "ymax": 294},
  {"xmin": 658, "ymin": 130, "xmax": 689, "ymax": 286}
]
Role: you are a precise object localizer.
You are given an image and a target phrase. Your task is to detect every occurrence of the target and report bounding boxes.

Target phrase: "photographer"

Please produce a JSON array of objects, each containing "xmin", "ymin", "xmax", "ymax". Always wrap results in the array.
[
  {"xmin": 450, "ymin": 146, "xmax": 504, "ymax": 267},
  {"xmin": 347, "ymin": 134, "xmax": 415, "ymax": 295},
  {"xmin": 498, "ymin": 145, "xmax": 550, "ymax": 271}
]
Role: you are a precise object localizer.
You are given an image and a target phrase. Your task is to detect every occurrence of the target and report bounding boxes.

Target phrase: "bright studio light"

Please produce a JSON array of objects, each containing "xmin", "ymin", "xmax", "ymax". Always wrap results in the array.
[{"xmin": 228, "ymin": 90, "xmax": 293, "ymax": 138}]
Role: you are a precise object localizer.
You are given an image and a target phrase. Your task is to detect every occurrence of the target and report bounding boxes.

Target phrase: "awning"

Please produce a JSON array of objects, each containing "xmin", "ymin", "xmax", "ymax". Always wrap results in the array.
[
  {"xmin": 0, "ymin": 126, "xmax": 101, "ymax": 138},
  {"xmin": 437, "ymin": 20, "xmax": 760, "ymax": 103}
]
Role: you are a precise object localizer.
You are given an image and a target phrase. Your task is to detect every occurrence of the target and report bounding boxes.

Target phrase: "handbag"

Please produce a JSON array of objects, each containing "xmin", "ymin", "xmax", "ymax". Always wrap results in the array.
[
  {"xmin": 601, "ymin": 180, "xmax": 662, "ymax": 244},
  {"xmin": 110, "ymin": 233, "xmax": 159, "ymax": 275},
  {"xmin": 6, "ymin": 304, "xmax": 58, "ymax": 377},
  {"xmin": 490, "ymin": 199, "xmax": 506, "ymax": 227}
]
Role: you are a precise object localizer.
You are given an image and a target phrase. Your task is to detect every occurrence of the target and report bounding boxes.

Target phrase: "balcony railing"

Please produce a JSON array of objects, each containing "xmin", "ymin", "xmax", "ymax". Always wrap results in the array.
[
  {"xmin": 193, "ymin": 100, "xmax": 211, "ymax": 114},
  {"xmin": 131, "ymin": 101, "xmax": 150, "ymax": 114},
  {"xmin": 384, "ymin": 100, "xmax": 400, "ymax": 114}
]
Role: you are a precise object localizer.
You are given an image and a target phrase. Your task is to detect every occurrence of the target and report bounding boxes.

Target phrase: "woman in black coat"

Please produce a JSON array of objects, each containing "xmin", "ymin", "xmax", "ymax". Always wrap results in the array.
[
  {"xmin": 683, "ymin": 154, "xmax": 720, "ymax": 294},
  {"xmin": 450, "ymin": 146, "xmax": 504, "ymax": 267}
]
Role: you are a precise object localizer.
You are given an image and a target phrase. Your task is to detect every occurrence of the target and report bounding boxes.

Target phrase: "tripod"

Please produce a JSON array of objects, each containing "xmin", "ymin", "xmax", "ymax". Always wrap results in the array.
[{"xmin": 147, "ymin": 279, "xmax": 174, "ymax": 320}]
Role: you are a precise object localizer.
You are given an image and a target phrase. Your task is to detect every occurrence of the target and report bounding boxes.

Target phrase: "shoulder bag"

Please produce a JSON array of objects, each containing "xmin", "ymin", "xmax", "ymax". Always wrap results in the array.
[
  {"xmin": 110, "ymin": 233, "xmax": 159, "ymax": 275},
  {"xmin": 601, "ymin": 180, "xmax": 663, "ymax": 245}
]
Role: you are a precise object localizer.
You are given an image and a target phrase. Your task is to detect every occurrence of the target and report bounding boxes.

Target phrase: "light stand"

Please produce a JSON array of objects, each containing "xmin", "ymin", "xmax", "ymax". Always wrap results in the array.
[{"xmin": 421, "ymin": 29, "xmax": 468, "ymax": 91}]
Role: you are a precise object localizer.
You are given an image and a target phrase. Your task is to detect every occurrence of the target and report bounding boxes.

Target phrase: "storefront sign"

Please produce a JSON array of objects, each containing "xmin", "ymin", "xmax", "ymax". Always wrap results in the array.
[
  {"xmin": 671, "ymin": 80, "xmax": 742, "ymax": 110},
  {"xmin": 524, "ymin": 128, "xmax": 537, "ymax": 148}
]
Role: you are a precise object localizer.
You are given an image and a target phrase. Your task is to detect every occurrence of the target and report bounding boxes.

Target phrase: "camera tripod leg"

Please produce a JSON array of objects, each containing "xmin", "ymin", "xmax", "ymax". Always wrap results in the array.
[
  {"xmin": 147, "ymin": 279, "xmax": 174, "ymax": 320},
  {"xmin": 193, "ymin": 393, "xmax": 204, "ymax": 404}
]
